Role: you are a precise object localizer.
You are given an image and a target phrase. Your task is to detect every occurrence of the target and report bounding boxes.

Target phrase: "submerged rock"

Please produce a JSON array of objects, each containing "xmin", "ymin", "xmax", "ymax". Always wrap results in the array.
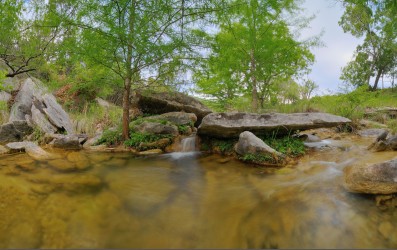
[
  {"xmin": 344, "ymin": 158, "xmax": 397, "ymax": 194},
  {"xmin": 198, "ymin": 112, "xmax": 351, "ymax": 138}
]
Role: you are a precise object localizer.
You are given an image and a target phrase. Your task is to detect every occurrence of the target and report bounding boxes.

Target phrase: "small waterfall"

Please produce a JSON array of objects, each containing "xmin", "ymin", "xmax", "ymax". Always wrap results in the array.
[{"xmin": 181, "ymin": 135, "xmax": 197, "ymax": 152}]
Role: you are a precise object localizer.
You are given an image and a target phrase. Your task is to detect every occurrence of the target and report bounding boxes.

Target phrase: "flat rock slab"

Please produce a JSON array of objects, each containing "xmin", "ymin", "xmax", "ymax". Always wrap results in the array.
[
  {"xmin": 198, "ymin": 112, "xmax": 351, "ymax": 138},
  {"xmin": 6, "ymin": 141, "xmax": 56, "ymax": 160},
  {"xmin": 135, "ymin": 91, "xmax": 212, "ymax": 125},
  {"xmin": 344, "ymin": 158, "xmax": 397, "ymax": 194}
]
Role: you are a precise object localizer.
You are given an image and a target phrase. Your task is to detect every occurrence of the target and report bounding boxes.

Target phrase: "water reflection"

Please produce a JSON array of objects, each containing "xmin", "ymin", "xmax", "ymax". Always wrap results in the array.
[{"xmin": 0, "ymin": 136, "xmax": 397, "ymax": 248}]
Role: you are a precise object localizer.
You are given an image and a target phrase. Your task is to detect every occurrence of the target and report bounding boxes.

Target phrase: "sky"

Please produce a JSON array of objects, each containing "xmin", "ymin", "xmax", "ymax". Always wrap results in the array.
[{"xmin": 300, "ymin": 0, "xmax": 363, "ymax": 95}]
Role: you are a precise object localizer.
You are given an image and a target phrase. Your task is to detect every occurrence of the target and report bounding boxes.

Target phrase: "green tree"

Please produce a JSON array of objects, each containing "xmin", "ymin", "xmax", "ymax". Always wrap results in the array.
[
  {"xmin": 65, "ymin": 0, "xmax": 219, "ymax": 139},
  {"xmin": 339, "ymin": 0, "xmax": 397, "ymax": 90},
  {"xmin": 195, "ymin": 0, "xmax": 316, "ymax": 111},
  {"xmin": 0, "ymin": 0, "xmax": 62, "ymax": 78},
  {"xmin": 299, "ymin": 79, "xmax": 318, "ymax": 100}
]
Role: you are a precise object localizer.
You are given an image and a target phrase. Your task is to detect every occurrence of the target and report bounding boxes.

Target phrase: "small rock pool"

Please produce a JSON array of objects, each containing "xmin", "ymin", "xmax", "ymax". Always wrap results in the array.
[{"xmin": 0, "ymin": 135, "xmax": 396, "ymax": 248}]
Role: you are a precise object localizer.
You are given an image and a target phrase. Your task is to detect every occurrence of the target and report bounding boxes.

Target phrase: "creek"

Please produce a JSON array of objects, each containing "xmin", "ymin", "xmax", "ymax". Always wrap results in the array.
[{"xmin": 0, "ymin": 135, "xmax": 396, "ymax": 248}]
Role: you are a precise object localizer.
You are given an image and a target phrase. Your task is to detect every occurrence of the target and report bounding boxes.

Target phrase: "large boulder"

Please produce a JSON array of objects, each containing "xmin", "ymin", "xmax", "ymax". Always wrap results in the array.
[
  {"xmin": 235, "ymin": 131, "xmax": 281, "ymax": 156},
  {"xmin": 344, "ymin": 158, "xmax": 397, "ymax": 194},
  {"xmin": 0, "ymin": 121, "xmax": 33, "ymax": 143},
  {"xmin": 7, "ymin": 77, "xmax": 74, "ymax": 135},
  {"xmin": 9, "ymin": 78, "xmax": 46, "ymax": 121},
  {"xmin": 0, "ymin": 91, "xmax": 11, "ymax": 102},
  {"xmin": 134, "ymin": 91, "xmax": 212, "ymax": 125},
  {"xmin": 40, "ymin": 94, "xmax": 74, "ymax": 134},
  {"xmin": 131, "ymin": 121, "xmax": 179, "ymax": 136},
  {"xmin": 45, "ymin": 134, "xmax": 87, "ymax": 150},
  {"xmin": 198, "ymin": 112, "xmax": 351, "ymax": 138},
  {"xmin": 149, "ymin": 112, "xmax": 197, "ymax": 126}
]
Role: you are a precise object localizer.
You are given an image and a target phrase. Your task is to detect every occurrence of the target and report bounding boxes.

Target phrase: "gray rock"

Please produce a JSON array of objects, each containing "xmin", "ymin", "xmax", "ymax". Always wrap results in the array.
[
  {"xmin": 5, "ymin": 141, "xmax": 55, "ymax": 160},
  {"xmin": 135, "ymin": 91, "xmax": 212, "ymax": 125},
  {"xmin": 41, "ymin": 94, "xmax": 74, "ymax": 135},
  {"xmin": 368, "ymin": 134, "xmax": 397, "ymax": 152},
  {"xmin": 47, "ymin": 134, "xmax": 82, "ymax": 150},
  {"xmin": 235, "ymin": 131, "xmax": 281, "ymax": 156},
  {"xmin": 198, "ymin": 112, "xmax": 351, "ymax": 138},
  {"xmin": 0, "ymin": 121, "xmax": 33, "ymax": 143},
  {"xmin": 83, "ymin": 133, "xmax": 103, "ymax": 148},
  {"xmin": 304, "ymin": 134, "xmax": 321, "ymax": 142},
  {"xmin": 132, "ymin": 121, "xmax": 179, "ymax": 135},
  {"xmin": 9, "ymin": 78, "xmax": 45, "ymax": 122},
  {"xmin": 149, "ymin": 112, "xmax": 197, "ymax": 125},
  {"xmin": 344, "ymin": 158, "xmax": 397, "ymax": 194},
  {"xmin": 0, "ymin": 91, "xmax": 11, "ymax": 102},
  {"xmin": 358, "ymin": 129, "xmax": 389, "ymax": 138},
  {"xmin": 31, "ymin": 103, "xmax": 58, "ymax": 134},
  {"xmin": 386, "ymin": 135, "xmax": 397, "ymax": 150}
]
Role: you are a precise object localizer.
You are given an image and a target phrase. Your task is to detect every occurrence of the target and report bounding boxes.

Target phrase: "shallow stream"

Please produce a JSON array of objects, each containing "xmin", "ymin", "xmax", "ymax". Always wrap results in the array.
[{"xmin": 0, "ymin": 135, "xmax": 397, "ymax": 248}]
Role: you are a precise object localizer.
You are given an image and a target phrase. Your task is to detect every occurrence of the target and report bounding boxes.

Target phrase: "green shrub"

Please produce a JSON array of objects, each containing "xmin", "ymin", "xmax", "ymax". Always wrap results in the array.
[
  {"xmin": 124, "ymin": 132, "xmax": 173, "ymax": 149},
  {"xmin": 96, "ymin": 128, "xmax": 123, "ymax": 146},
  {"xmin": 178, "ymin": 124, "xmax": 189, "ymax": 134},
  {"xmin": 262, "ymin": 135, "xmax": 305, "ymax": 157},
  {"xmin": 213, "ymin": 139, "xmax": 237, "ymax": 153}
]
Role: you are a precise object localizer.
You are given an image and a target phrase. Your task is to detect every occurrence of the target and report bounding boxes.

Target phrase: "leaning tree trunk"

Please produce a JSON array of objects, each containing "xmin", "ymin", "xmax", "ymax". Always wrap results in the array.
[{"xmin": 371, "ymin": 68, "xmax": 383, "ymax": 91}]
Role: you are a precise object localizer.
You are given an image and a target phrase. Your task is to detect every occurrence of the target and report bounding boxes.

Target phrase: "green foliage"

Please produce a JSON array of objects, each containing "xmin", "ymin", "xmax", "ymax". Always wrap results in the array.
[
  {"xmin": 31, "ymin": 126, "xmax": 46, "ymax": 145},
  {"xmin": 124, "ymin": 132, "xmax": 172, "ymax": 150},
  {"xmin": 262, "ymin": 136, "xmax": 306, "ymax": 157},
  {"xmin": 129, "ymin": 117, "xmax": 170, "ymax": 130},
  {"xmin": 194, "ymin": 0, "xmax": 319, "ymax": 111},
  {"xmin": 70, "ymin": 102, "xmax": 122, "ymax": 136},
  {"xmin": 178, "ymin": 124, "xmax": 189, "ymax": 134},
  {"xmin": 387, "ymin": 120, "xmax": 397, "ymax": 135},
  {"xmin": 239, "ymin": 153, "xmax": 275, "ymax": 164},
  {"xmin": 339, "ymin": 0, "xmax": 397, "ymax": 90},
  {"xmin": 96, "ymin": 128, "xmax": 123, "ymax": 146},
  {"xmin": 213, "ymin": 139, "xmax": 237, "ymax": 153}
]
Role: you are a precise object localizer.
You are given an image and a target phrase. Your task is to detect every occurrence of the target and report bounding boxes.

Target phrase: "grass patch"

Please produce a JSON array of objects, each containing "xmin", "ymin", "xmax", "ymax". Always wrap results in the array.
[
  {"xmin": 124, "ymin": 132, "xmax": 173, "ymax": 150},
  {"xmin": 262, "ymin": 135, "xmax": 306, "ymax": 157},
  {"xmin": 69, "ymin": 102, "xmax": 122, "ymax": 136}
]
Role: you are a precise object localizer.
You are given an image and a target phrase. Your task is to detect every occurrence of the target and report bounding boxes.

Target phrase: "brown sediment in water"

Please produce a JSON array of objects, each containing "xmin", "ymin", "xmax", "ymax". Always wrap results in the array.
[{"xmin": 0, "ymin": 135, "xmax": 397, "ymax": 248}]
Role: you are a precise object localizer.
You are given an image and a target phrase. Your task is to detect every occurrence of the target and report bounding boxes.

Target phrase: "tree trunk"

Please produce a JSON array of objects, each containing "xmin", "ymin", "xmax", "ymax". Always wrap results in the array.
[
  {"xmin": 122, "ymin": 77, "xmax": 131, "ymax": 140},
  {"xmin": 250, "ymin": 49, "xmax": 258, "ymax": 112},
  {"xmin": 121, "ymin": 0, "xmax": 136, "ymax": 140},
  {"xmin": 372, "ymin": 68, "xmax": 383, "ymax": 91}
]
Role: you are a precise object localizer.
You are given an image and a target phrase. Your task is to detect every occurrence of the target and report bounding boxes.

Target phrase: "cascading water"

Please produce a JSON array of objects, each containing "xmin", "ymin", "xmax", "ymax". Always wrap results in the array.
[{"xmin": 180, "ymin": 135, "xmax": 197, "ymax": 152}]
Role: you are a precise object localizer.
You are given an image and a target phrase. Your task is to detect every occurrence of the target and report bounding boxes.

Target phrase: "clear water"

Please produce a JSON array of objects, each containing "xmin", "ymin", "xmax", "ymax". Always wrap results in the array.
[{"xmin": 0, "ymin": 136, "xmax": 397, "ymax": 248}]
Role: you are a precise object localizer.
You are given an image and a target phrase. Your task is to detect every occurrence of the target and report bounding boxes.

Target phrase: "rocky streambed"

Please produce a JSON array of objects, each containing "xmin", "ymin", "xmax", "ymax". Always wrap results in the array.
[{"xmin": 0, "ymin": 132, "xmax": 397, "ymax": 248}]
